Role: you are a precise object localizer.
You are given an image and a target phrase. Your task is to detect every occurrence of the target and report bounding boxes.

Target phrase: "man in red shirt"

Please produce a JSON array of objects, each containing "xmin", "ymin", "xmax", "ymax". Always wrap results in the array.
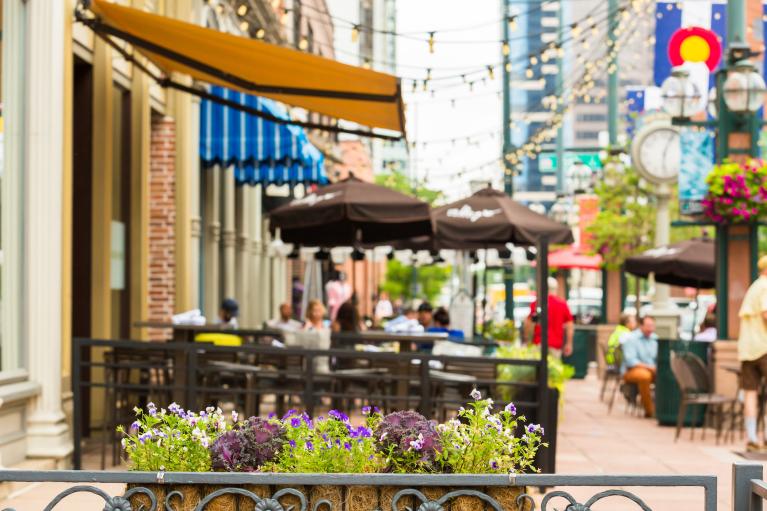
[{"xmin": 524, "ymin": 277, "xmax": 574, "ymax": 357}]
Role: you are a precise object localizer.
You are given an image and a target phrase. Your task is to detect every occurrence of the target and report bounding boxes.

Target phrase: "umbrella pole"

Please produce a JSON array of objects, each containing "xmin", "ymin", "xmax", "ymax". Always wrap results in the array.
[{"xmin": 691, "ymin": 286, "xmax": 700, "ymax": 341}]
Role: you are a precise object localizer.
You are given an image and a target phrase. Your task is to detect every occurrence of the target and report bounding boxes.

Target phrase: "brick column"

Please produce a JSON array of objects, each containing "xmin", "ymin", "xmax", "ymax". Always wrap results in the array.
[{"xmin": 148, "ymin": 116, "xmax": 176, "ymax": 340}]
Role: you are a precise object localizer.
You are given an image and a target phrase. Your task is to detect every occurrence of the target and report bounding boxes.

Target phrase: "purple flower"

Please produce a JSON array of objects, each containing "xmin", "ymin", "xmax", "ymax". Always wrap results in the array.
[
  {"xmin": 470, "ymin": 388, "xmax": 482, "ymax": 400},
  {"xmin": 489, "ymin": 460, "xmax": 499, "ymax": 470},
  {"xmin": 289, "ymin": 440, "xmax": 296, "ymax": 448},
  {"xmin": 344, "ymin": 442, "xmax": 352, "ymax": 451},
  {"xmin": 282, "ymin": 409, "xmax": 297, "ymax": 420},
  {"xmin": 361, "ymin": 406, "xmax": 372, "ymax": 415},
  {"xmin": 290, "ymin": 418, "xmax": 301, "ymax": 428},
  {"xmin": 138, "ymin": 432, "xmax": 152, "ymax": 444},
  {"xmin": 130, "ymin": 421, "xmax": 141, "ymax": 431},
  {"xmin": 504, "ymin": 403, "xmax": 517, "ymax": 415},
  {"xmin": 374, "ymin": 411, "xmax": 441, "ymax": 471},
  {"xmin": 328, "ymin": 410, "xmax": 350, "ymax": 422},
  {"xmin": 527, "ymin": 424, "xmax": 544, "ymax": 435},
  {"xmin": 305, "ymin": 441, "xmax": 314, "ymax": 451},
  {"xmin": 210, "ymin": 417, "xmax": 286, "ymax": 472}
]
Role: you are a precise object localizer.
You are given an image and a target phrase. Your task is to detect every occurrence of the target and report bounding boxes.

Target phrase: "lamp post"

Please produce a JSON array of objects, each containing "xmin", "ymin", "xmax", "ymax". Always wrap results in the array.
[{"xmin": 662, "ymin": 0, "xmax": 766, "ymax": 339}]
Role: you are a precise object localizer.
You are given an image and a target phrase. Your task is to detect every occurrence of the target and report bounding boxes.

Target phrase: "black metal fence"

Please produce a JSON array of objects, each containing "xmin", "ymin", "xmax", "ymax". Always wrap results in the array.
[
  {"xmin": 0, "ymin": 466, "xmax": 720, "ymax": 510},
  {"xmin": 72, "ymin": 337, "xmax": 556, "ymax": 471}
]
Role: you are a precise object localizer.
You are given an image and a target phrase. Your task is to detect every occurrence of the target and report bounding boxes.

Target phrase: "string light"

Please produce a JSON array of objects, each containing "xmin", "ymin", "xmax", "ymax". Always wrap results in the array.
[
  {"xmin": 351, "ymin": 25, "xmax": 360, "ymax": 42},
  {"xmin": 256, "ymin": 28, "xmax": 265, "ymax": 39},
  {"xmin": 508, "ymin": 16, "xmax": 518, "ymax": 32},
  {"xmin": 362, "ymin": 58, "xmax": 371, "ymax": 69},
  {"xmin": 502, "ymin": 41, "xmax": 510, "ymax": 56},
  {"xmin": 505, "ymin": 62, "xmax": 512, "ymax": 72},
  {"xmin": 426, "ymin": 68, "xmax": 432, "ymax": 81},
  {"xmin": 299, "ymin": 37, "xmax": 309, "ymax": 50},
  {"xmin": 428, "ymin": 32, "xmax": 436, "ymax": 53},
  {"xmin": 237, "ymin": 4, "xmax": 248, "ymax": 16},
  {"xmin": 239, "ymin": 20, "xmax": 248, "ymax": 31},
  {"xmin": 487, "ymin": 65, "xmax": 495, "ymax": 80}
]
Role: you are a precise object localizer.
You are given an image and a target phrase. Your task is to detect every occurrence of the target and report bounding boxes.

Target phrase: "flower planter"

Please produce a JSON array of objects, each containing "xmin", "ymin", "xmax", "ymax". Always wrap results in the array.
[{"xmin": 128, "ymin": 479, "xmax": 530, "ymax": 511}]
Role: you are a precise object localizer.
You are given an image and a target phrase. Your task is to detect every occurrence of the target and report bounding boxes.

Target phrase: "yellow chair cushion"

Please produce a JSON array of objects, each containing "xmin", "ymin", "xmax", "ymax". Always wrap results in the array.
[{"xmin": 194, "ymin": 333, "xmax": 243, "ymax": 347}]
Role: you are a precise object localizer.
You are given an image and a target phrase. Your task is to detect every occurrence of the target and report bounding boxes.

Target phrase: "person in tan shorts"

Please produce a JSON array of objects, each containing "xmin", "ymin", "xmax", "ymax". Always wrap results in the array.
[{"xmin": 738, "ymin": 255, "xmax": 767, "ymax": 452}]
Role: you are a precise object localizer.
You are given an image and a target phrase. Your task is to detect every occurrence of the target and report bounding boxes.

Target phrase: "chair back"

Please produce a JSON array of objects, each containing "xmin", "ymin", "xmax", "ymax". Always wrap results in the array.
[
  {"xmin": 432, "ymin": 341, "xmax": 482, "ymax": 358},
  {"xmin": 670, "ymin": 351, "xmax": 702, "ymax": 394},
  {"xmin": 680, "ymin": 352, "xmax": 711, "ymax": 393},
  {"xmin": 613, "ymin": 345, "xmax": 624, "ymax": 370}
]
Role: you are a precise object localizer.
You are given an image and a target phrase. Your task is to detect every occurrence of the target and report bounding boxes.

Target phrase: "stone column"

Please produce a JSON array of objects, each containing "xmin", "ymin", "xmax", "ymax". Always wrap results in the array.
[
  {"xmin": 235, "ymin": 185, "xmax": 250, "ymax": 324},
  {"xmin": 250, "ymin": 186, "xmax": 264, "ymax": 325},
  {"xmin": 222, "ymin": 166, "xmax": 236, "ymax": 300},
  {"xmin": 24, "ymin": 0, "xmax": 72, "ymax": 463},
  {"xmin": 203, "ymin": 165, "xmax": 221, "ymax": 320}
]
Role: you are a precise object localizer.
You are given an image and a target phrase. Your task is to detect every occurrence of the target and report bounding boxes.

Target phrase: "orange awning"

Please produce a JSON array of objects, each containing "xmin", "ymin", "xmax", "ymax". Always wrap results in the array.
[{"xmin": 84, "ymin": 0, "xmax": 405, "ymax": 135}]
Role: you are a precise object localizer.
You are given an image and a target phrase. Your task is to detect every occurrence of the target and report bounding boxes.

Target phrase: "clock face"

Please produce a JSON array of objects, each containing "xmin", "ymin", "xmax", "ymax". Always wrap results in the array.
[{"xmin": 634, "ymin": 126, "xmax": 680, "ymax": 184}]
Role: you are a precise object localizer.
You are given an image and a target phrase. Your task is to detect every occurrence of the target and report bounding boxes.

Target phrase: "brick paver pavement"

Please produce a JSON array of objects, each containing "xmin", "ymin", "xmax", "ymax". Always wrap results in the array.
[{"xmin": 1, "ymin": 374, "xmax": 764, "ymax": 510}]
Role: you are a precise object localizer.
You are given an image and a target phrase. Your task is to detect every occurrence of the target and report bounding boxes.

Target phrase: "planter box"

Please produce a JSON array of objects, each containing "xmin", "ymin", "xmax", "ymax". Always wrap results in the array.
[{"xmin": 127, "ymin": 475, "xmax": 530, "ymax": 511}]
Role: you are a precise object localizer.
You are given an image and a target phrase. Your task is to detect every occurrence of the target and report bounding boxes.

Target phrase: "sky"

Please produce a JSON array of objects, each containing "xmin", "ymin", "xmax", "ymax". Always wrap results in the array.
[{"xmin": 397, "ymin": 0, "xmax": 504, "ymax": 202}]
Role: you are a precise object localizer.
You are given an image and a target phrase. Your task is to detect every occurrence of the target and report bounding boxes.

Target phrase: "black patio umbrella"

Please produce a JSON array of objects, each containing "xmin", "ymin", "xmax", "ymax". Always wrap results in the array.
[
  {"xmin": 433, "ymin": 187, "xmax": 574, "ymax": 248},
  {"xmin": 624, "ymin": 238, "xmax": 715, "ymax": 289},
  {"xmin": 431, "ymin": 187, "xmax": 574, "ymax": 334},
  {"xmin": 269, "ymin": 175, "xmax": 432, "ymax": 247},
  {"xmin": 624, "ymin": 238, "xmax": 715, "ymax": 339}
]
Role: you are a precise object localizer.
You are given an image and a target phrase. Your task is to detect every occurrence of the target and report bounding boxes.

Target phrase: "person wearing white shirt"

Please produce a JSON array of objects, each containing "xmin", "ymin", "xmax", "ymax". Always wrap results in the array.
[
  {"xmin": 374, "ymin": 292, "xmax": 394, "ymax": 320},
  {"xmin": 268, "ymin": 303, "xmax": 303, "ymax": 331}
]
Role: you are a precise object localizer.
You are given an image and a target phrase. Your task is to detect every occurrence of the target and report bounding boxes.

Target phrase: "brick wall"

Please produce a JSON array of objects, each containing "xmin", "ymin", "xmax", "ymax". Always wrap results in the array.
[{"xmin": 148, "ymin": 115, "xmax": 176, "ymax": 340}]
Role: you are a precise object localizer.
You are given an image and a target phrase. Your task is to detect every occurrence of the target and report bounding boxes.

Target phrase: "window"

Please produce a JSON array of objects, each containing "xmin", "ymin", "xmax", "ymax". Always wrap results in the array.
[
  {"xmin": 576, "ymin": 113, "xmax": 607, "ymax": 123},
  {"xmin": 576, "ymin": 131, "xmax": 600, "ymax": 140}
]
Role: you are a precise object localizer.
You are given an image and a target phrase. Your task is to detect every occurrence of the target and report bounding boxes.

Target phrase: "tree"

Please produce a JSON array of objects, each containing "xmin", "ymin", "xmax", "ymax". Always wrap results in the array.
[
  {"xmin": 587, "ymin": 161, "xmax": 655, "ymax": 270},
  {"xmin": 380, "ymin": 259, "xmax": 451, "ymax": 303},
  {"xmin": 588, "ymin": 160, "xmax": 712, "ymax": 270},
  {"xmin": 374, "ymin": 170, "xmax": 443, "ymax": 205}
]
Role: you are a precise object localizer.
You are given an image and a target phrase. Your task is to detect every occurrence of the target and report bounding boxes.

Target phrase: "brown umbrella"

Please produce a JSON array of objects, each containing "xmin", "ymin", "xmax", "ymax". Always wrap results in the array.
[
  {"xmin": 624, "ymin": 238, "xmax": 715, "ymax": 289},
  {"xmin": 433, "ymin": 187, "xmax": 574, "ymax": 247},
  {"xmin": 269, "ymin": 175, "xmax": 432, "ymax": 247}
]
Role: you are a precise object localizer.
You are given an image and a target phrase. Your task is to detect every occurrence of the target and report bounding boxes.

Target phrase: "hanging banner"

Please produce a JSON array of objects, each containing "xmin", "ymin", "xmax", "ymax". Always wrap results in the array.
[{"xmin": 679, "ymin": 129, "xmax": 714, "ymax": 216}]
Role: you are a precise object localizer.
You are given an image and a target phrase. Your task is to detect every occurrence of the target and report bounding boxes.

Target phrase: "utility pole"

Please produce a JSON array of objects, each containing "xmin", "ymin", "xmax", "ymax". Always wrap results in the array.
[
  {"xmin": 501, "ymin": 0, "xmax": 515, "ymax": 323},
  {"xmin": 607, "ymin": 0, "xmax": 619, "ymax": 147},
  {"xmin": 554, "ymin": 0, "xmax": 565, "ymax": 194}
]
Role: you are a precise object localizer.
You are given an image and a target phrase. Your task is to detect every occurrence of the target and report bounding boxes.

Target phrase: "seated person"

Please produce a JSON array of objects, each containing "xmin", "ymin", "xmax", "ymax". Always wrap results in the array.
[
  {"xmin": 427, "ymin": 307, "xmax": 465, "ymax": 341},
  {"xmin": 332, "ymin": 300, "xmax": 366, "ymax": 333},
  {"xmin": 417, "ymin": 301, "xmax": 434, "ymax": 329},
  {"xmin": 303, "ymin": 299, "xmax": 328, "ymax": 332},
  {"xmin": 218, "ymin": 298, "xmax": 239, "ymax": 328},
  {"xmin": 694, "ymin": 314, "xmax": 717, "ymax": 342},
  {"xmin": 268, "ymin": 302, "xmax": 303, "ymax": 331},
  {"xmin": 606, "ymin": 313, "xmax": 637, "ymax": 365},
  {"xmin": 384, "ymin": 303, "xmax": 424, "ymax": 333},
  {"xmin": 621, "ymin": 315, "xmax": 659, "ymax": 418}
]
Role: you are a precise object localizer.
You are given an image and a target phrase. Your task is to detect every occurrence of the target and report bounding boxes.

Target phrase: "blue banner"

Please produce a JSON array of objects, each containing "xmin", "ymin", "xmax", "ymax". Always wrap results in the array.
[{"xmin": 679, "ymin": 129, "xmax": 714, "ymax": 216}]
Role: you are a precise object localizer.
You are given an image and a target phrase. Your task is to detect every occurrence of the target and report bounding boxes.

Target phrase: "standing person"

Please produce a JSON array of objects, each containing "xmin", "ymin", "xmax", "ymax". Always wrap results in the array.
[
  {"xmin": 218, "ymin": 298, "xmax": 239, "ymax": 328},
  {"xmin": 524, "ymin": 277, "xmax": 574, "ymax": 357},
  {"xmin": 374, "ymin": 291, "xmax": 394, "ymax": 321},
  {"xmin": 326, "ymin": 271, "xmax": 352, "ymax": 321},
  {"xmin": 621, "ymin": 316, "xmax": 658, "ymax": 418},
  {"xmin": 303, "ymin": 299, "xmax": 328, "ymax": 332},
  {"xmin": 738, "ymin": 255, "xmax": 767, "ymax": 451},
  {"xmin": 291, "ymin": 276, "xmax": 304, "ymax": 321}
]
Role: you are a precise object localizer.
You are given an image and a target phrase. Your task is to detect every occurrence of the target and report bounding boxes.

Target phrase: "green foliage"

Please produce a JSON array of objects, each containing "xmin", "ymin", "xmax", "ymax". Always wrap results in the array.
[
  {"xmin": 495, "ymin": 344, "xmax": 575, "ymax": 402},
  {"xmin": 435, "ymin": 391, "xmax": 544, "ymax": 474},
  {"xmin": 486, "ymin": 320, "xmax": 518, "ymax": 342},
  {"xmin": 380, "ymin": 259, "xmax": 451, "ymax": 302},
  {"xmin": 118, "ymin": 403, "xmax": 229, "ymax": 472},
  {"xmin": 703, "ymin": 159, "xmax": 767, "ymax": 224},
  {"xmin": 267, "ymin": 410, "xmax": 381, "ymax": 473},
  {"xmin": 586, "ymin": 161, "xmax": 655, "ymax": 269},
  {"xmin": 374, "ymin": 170, "xmax": 443, "ymax": 205}
]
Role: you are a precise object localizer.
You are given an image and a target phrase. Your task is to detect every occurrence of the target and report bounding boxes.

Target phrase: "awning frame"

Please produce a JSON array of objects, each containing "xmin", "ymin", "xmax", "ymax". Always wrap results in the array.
[{"xmin": 74, "ymin": 3, "xmax": 404, "ymax": 141}]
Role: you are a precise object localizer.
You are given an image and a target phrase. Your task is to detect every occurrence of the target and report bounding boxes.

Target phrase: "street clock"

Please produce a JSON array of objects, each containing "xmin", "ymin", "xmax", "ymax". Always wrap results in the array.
[{"xmin": 631, "ymin": 121, "xmax": 681, "ymax": 185}]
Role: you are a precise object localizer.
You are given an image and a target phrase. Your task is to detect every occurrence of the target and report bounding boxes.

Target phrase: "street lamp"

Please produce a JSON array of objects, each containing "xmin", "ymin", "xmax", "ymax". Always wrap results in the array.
[
  {"xmin": 567, "ymin": 160, "xmax": 593, "ymax": 194},
  {"xmin": 660, "ymin": 66, "xmax": 704, "ymax": 119},
  {"xmin": 721, "ymin": 59, "xmax": 767, "ymax": 114}
]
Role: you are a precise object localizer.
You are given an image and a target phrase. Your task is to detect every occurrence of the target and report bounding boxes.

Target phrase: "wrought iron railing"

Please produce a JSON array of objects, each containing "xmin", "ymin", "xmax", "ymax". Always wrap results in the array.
[
  {"xmin": 72, "ymin": 337, "xmax": 556, "ymax": 472},
  {"xmin": 0, "ymin": 469, "xmax": 721, "ymax": 511}
]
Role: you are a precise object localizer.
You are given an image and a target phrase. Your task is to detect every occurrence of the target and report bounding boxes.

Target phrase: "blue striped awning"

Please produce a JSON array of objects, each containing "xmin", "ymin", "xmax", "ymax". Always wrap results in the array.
[{"xmin": 200, "ymin": 86, "xmax": 327, "ymax": 186}]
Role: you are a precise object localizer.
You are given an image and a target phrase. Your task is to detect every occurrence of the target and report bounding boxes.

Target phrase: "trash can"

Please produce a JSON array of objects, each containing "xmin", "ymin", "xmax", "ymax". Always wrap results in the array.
[
  {"xmin": 563, "ymin": 327, "xmax": 592, "ymax": 379},
  {"xmin": 655, "ymin": 339, "xmax": 709, "ymax": 427}
]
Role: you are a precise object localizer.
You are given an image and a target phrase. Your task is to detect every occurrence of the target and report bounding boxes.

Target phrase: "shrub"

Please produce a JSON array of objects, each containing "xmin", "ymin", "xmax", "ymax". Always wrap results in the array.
[
  {"xmin": 267, "ymin": 409, "xmax": 382, "ymax": 473},
  {"xmin": 374, "ymin": 410, "xmax": 441, "ymax": 473},
  {"xmin": 210, "ymin": 416, "xmax": 286, "ymax": 472},
  {"xmin": 118, "ymin": 403, "xmax": 229, "ymax": 472},
  {"xmin": 436, "ymin": 390, "xmax": 544, "ymax": 474}
]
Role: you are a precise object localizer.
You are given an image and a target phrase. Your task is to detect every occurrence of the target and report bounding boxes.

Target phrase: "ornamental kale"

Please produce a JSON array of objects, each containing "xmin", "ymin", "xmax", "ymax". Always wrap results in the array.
[
  {"xmin": 374, "ymin": 410, "xmax": 441, "ymax": 473},
  {"xmin": 435, "ymin": 391, "xmax": 544, "ymax": 474},
  {"xmin": 118, "ymin": 403, "xmax": 230, "ymax": 472},
  {"xmin": 210, "ymin": 417, "xmax": 286, "ymax": 471},
  {"xmin": 267, "ymin": 409, "xmax": 382, "ymax": 473}
]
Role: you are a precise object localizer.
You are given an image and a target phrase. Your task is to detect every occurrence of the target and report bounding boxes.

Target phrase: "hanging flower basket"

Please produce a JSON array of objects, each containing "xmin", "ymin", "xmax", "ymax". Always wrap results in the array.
[{"xmin": 703, "ymin": 159, "xmax": 767, "ymax": 224}]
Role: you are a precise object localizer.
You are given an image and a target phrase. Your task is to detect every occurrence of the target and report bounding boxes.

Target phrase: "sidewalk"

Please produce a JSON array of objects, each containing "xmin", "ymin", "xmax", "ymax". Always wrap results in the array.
[
  {"xmin": 552, "ymin": 374, "xmax": 759, "ymax": 510},
  {"xmin": 1, "ymin": 375, "xmax": 762, "ymax": 511}
]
